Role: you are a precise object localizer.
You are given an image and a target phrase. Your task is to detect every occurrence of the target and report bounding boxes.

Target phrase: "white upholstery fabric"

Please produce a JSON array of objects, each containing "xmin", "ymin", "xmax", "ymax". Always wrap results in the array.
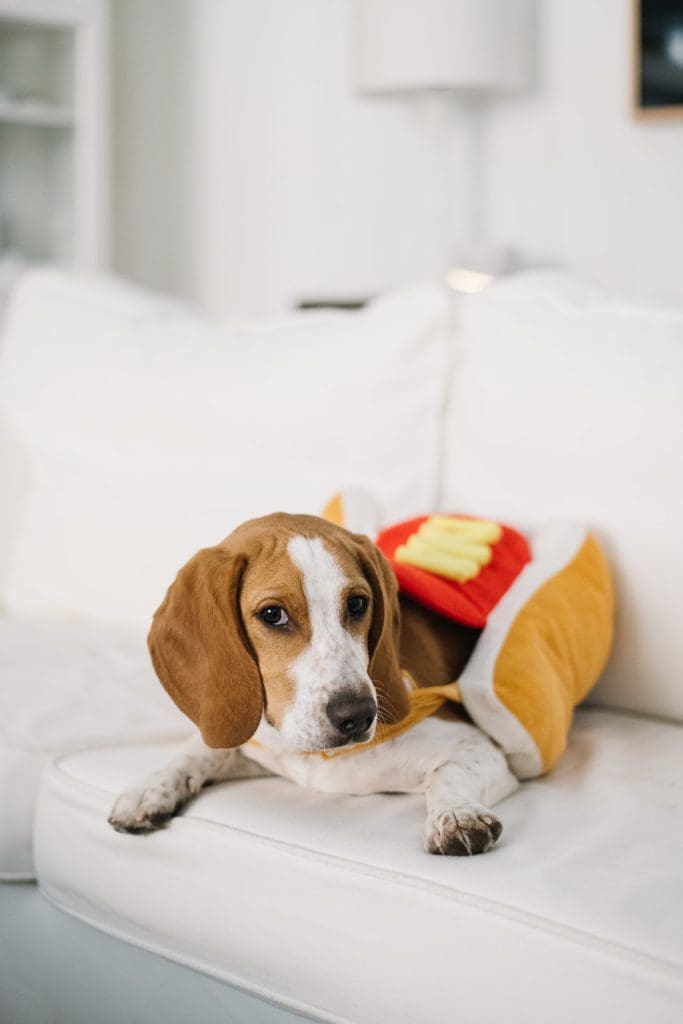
[
  {"xmin": 443, "ymin": 272, "xmax": 683, "ymax": 722},
  {"xmin": 35, "ymin": 709, "xmax": 683, "ymax": 1024},
  {"xmin": 0, "ymin": 270, "xmax": 449, "ymax": 629},
  {"xmin": 0, "ymin": 617, "xmax": 190, "ymax": 879}
]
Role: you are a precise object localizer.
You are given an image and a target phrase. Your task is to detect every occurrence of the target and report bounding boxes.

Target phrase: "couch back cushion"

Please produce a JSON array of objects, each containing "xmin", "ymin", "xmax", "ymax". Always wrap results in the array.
[
  {"xmin": 0, "ymin": 271, "xmax": 449, "ymax": 628},
  {"xmin": 443, "ymin": 272, "xmax": 683, "ymax": 723}
]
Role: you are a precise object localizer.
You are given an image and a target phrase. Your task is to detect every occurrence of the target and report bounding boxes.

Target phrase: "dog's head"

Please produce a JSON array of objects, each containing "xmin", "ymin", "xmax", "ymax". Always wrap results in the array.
[{"xmin": 148, "ymin": 513, "xmax": 410, "ymax": 752}]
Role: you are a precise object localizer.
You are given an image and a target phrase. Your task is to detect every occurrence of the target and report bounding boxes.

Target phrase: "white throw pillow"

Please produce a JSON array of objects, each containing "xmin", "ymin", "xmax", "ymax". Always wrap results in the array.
[
  {"xmin": 0, "ymin": 271, "xmax": 449, "ymax": 627},
  {"xmin": 442, "ymin": 271, "xmax": 683, "ymax": 723}
]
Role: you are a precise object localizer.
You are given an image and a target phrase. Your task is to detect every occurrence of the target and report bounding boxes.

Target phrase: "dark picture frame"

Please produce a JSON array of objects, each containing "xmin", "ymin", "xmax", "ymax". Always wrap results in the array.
[{"xmin": 633, "ymin": 0, "xmax": 683, "ymax": 118}]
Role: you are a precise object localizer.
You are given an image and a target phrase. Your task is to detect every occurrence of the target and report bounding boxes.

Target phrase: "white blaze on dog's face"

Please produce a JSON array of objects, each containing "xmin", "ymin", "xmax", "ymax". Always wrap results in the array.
[{"xmin": 240, "ymin": 534, "xmax": 378, "ymax": 752}]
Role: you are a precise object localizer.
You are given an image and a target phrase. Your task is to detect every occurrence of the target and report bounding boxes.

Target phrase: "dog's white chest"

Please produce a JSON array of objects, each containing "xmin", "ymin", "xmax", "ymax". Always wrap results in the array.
[{"xmin": 244, "ymin": 715, "xmax": 491, "ymax": 796}]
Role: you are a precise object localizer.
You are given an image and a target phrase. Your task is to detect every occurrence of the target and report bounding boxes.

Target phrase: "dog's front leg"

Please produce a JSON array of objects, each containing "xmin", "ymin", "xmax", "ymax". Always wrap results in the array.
[
  {"xmin": 108, "ymin": 733, "xmax": 271, "ymax": 834},
  {"xmin": 424, "ymin": 727, "xmax": 519, "ymax": 856}
]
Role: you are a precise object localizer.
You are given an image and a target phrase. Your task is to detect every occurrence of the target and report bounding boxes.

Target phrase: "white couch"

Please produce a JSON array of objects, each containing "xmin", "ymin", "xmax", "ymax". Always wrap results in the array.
[{"xmin": 1, "ymin": 270, "xmax": 681, "ymax": 1024}]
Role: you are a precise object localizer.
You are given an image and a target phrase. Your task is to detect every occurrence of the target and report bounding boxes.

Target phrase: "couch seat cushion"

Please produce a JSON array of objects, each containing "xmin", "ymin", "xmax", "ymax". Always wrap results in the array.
[
  {"xmin": 34, "ymin": 709, "xmax": 683, "ymax": 1023},
  {"xmin": 0, "ymin": 617, "xmax": 190, "ymax": 879}
]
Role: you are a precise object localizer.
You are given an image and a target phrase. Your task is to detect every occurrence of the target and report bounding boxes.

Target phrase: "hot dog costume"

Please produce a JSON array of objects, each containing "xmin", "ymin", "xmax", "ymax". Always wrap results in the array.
[{"xmin": 322, "ymin": 489, "xmax": 614, "ymax": 780}]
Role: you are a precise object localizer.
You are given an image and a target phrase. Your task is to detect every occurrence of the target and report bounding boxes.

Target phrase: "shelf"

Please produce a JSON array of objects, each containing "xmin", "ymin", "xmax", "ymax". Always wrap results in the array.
[
  {"xmin": 0, "ymin": 96, "xmax": 73, "ymax": 127},
  {"xmin": 0, "ymin": 1, "xmax": 108, "ymax": 268}
]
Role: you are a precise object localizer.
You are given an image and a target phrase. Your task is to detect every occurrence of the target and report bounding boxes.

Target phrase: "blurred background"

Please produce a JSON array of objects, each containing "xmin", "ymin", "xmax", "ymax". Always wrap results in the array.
[
  {"xmin": 1, "ymin": 0, "xmax": 682, "ymax": 317},
  {"xmin": 2, "ymin": 11, "xmax": 683, "ymax": 1020}
]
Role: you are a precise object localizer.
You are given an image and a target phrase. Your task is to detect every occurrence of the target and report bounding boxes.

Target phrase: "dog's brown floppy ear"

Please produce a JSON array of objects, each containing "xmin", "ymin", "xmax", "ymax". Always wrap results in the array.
[
  {"xmin": 148, "ymin": 544, "xmax": 263, "ymax": 748},
  {"xmin": 352, "ymin": 533, "xmax": 410, "ymax": 725}
]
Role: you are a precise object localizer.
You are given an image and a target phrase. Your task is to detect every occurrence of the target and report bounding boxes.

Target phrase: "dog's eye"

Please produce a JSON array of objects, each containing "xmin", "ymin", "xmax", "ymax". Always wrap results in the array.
[
  {"xmin": 347, "ymin": 595, "xmax": 369, "ymax": 619},
  {"xmin": 259, "ymin": 606, "xmax": 289, "ymax": 628}
]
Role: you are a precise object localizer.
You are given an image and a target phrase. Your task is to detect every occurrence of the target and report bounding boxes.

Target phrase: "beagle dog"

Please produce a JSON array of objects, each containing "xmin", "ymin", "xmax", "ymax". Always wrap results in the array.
[{"xmin": 109, "ymin": 513, "xmax": 519, "ymax": 855}]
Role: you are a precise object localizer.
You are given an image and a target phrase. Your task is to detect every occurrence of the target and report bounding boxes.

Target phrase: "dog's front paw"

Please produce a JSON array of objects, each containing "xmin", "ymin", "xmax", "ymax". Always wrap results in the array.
[
  {"xmin": 108, "ymin": 771, "xmax": 201, "ymax": 834},
  {"xmin": 424, "ymin": 805, "xmax": 503, "ymax": 856}
]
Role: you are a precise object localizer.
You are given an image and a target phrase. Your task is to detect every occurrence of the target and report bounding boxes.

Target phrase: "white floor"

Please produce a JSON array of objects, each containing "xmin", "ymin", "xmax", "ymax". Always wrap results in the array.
[{"xmin": 0, "ymin": 882, "xmax": 310, "ymax": 1024}]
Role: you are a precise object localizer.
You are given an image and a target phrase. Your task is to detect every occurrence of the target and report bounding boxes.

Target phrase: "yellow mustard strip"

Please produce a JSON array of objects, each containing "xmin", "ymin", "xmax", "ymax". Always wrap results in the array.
[
  {"xmin": 395, "ymin": 539, "xmax": 480, "ymax": 582},
  {"xmin": 417, "ymin": 522, "xmax": 492, "ymax": 565},
  {"xmin": 427, "ymin": 516, "xmax": 502, "ymax": 544},
  {"xmin": 394, "ymin": 515, "xmax": 503, "ymax": 581}
]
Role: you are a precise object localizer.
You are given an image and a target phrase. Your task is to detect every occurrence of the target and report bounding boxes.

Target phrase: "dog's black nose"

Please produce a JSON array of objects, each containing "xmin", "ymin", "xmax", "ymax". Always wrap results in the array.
[{"xmin": 326, "ymin": 695, "xmax": 377, "ymax": 739}]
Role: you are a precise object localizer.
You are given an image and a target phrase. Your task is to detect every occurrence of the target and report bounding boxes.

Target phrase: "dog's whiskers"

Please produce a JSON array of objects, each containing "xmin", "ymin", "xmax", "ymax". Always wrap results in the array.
[{"xmin": 374, "ymin": 689, "xmax": 400, "ymax": 724}]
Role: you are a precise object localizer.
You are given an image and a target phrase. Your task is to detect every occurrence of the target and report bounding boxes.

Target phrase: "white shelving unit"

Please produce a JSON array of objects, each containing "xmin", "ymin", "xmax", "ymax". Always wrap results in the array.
[{"xmin": 0, "ymin": 0, "xmax": 109, "ymax": 269}]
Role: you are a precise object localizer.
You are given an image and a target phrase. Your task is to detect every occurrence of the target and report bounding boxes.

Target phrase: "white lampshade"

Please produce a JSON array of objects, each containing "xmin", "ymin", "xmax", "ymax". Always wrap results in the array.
[{"xmin": 353, "ymin": 0, "xmax": 535, "ymax": 95}]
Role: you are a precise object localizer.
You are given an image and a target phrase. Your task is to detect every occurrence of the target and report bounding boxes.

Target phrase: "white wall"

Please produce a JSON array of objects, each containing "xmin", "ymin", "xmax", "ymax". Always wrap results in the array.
[
  {"xmin": 482, "ymin": 0, "xmax": 683, "ymax": 302},
  {"xmin": 113, "ymin": 0, "xmax": 683, "ymax": 314},
  {"xmin": 112, "ymin": 1, "xmax": 193, "ymax": 299},
  {"xmin": 113, "ymin": 0, "xmax": 461, "ymax": 316},
  {"xmin": 191, "ymin": 0, "xmax": 463, "ymax": 316}
]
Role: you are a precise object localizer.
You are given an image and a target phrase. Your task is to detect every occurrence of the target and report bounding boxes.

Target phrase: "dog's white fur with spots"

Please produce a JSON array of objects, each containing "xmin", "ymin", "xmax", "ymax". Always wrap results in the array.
[{"xmin": 109, "ymin": 515, "xmax": 518, "ymax": 855}]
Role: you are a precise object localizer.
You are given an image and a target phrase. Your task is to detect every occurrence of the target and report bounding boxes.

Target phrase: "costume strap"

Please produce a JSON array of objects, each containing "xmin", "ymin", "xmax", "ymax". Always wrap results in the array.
[{"xmin": 310, "ymin": 672, "xmax": 463, "ymax": 760}]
